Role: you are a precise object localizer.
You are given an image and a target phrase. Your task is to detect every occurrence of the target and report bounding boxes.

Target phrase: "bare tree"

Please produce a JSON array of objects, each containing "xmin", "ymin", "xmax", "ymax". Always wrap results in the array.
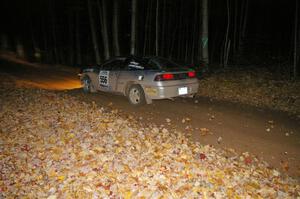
[
  {"xmin": 201, "ymin": 0, "xmax": 209, "ymax": 64},
  {"xmin": 0, "ymin": 34, "xmax": 8, "ymax": 51},
  {"xmin": 223, "ymin": 0, "xmax": 231, "ymax": 67},
  {"xmin": 176, "ymin": 0, "xmax": 184, "ymax": 59},
  {"xmin": 49, "ymin": 0, "xmax": 59, "ymax": 63},
  {"xmin": 238, "ymin": 0, "xmax": 249, "ymax": 53},
  {"xmin": 241, "ymin": 0, "xmax": 248, "ymax": 39},
  {"xmin": 161, "ymin": 0, "xmax": 167, "ymax": 57},
  {"xmin": 294, "ymin": 0, "xmax": 299, "ymax": 79},
  {"xmin": 147, "ymin": 0, "xmax": 154, "ymax": 55},
  {"xmin": 191, "ymin": 0, "xmax": 198, "ymax": 64},
  {"xmin": 68, "ymin": 11, "xmax": 74, "ymax": 65},
  {"xmin": 168, "ymin": 4, "xmax": 180, "ymax": 59},
  {"xmin": 16, "ymin": 38, "xmax": 25, "ymax": 59},
  {"xmin": 42, "ymin": 16, "xmax": 49, "ymax": 62},
  {"xmin": 75, "ymin": 12, "xmax": 82, "ymax": 65},
  {"xmin": 233, "ymin": 0, "xmax": 238, "ymax": 59},
  {"xmin": 155, "ymin": 0, "xmax": 159, "ymax": 56},
  {"xmin": 113, "ymin": 0, "xmax": 120, "ymax": 56},
  {"xmin": 98, "ymin": 0, "xmax": 110, "ymax": 60},
  {"xmin": 143, "ymin": 0, "xmax": 152, "ymax": 55},
  {"xmin": 87, "ymin": 0, "xmax": 101, "ymax": 64},
  {"xmin": 130, "ymin": 0, "xmax": 137, "ymax": 55}
]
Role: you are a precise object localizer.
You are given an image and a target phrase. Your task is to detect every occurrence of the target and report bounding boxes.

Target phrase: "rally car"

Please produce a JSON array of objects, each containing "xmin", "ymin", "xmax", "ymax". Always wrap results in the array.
[{"xmin": 79, "ymin": 56, "xmax": 199, "ymax": 105}]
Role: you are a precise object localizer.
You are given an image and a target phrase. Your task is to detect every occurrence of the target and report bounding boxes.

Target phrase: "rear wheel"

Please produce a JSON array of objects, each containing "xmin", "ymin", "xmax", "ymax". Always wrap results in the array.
[
  {"xmin": 82, "ymin": 76, "xmax": 92, "ymax": 93},
  {"xmin": 127, "ymin": 84, "xmax": 146, "ymax": 106}
]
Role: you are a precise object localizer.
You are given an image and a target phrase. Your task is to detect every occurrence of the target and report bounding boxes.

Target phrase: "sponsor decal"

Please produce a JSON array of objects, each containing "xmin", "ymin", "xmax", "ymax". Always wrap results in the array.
[{"xmin": 129, "ymin": 61, "xmax": 144, "ymax": 70}]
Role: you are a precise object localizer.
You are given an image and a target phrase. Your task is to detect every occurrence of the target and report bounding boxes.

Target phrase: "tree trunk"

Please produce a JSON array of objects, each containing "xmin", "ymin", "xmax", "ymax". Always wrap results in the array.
[
  {"xmin": 161, "ymin": 0, "xmax": 167, "ymax": 57},
  {"xmin": 98, "ymin": 0, "xmax": 110, "ymax": 60},
  {"xmin": 242, "ymin": 0, "xmax": 248, "ymax": 38},
  {"xmin": 42, "ymin": 16, "xmax": 49, "ymax": 63},
  {"xmin": 233, "ymin": 0, "xmax": 238, "ymax": 60},
  {"xmin": 238, "ymin": 0, "xmax": 249, "ymax": 52},
  {"xmin": 180, "ymin": 6, "xmax": 187, "ymax": 60},
  {"xmin": 87, "ymin": 0, "xmax": 101, "ymax": 64},
  {"xmin": 155, "ymin": 0, "xmax": 159, "ymax": 56},
  {"xmin": 191, "ymin": 0, "xmax": 198, "ymax": 64},
  {"xmin": 75, "ymin": 12, "xmax": 82, "ymax": 65},
  {"xmin": 166, "ymin": 2, "xmax": 174, "ymax": 58},
  {"xmin": 113, "ymin": 0, "xmax": 120, "ymax": 56},
  {"xmin": 148, "ymin": 0, "xmax": 154, "ymax": 55},
  {"xmin": 177, "ymin": 0, "xmax": 184, "ymax": 59},
  {"xmin": 143, "ymin": 0, "xmax": 152, "ymax": 55},
  {"xmin": 49, "ymin": 1, "xmax": 59, "ymax": 63},
  {"xmin": 1, "ymin": 34, "xmax": 8, "ymax": 51},
  {"xmin": 130, "ymin": 0, "xmax": 137, "ymax": 55},
  {"xmin": 168, "ymin": 4, "xmax": 180, "ymax": 59},
  {"xmin": 184, "ymin": 37, "xmax": 189, "ymax": 62},
  {"xmin": 201, "ymin": 0, "xmax": 209, "ymax": 64},
  {"xmin": 294, "ymin": 0, "xmax": 298, "ymax": 79},
  {"xmin": 29, "ymin": 19, "xmax": 38, "ymax": 61},
  {"xmin": 16, "ymin": 38, "xmax": 25, "ymax": 59},
  {"xmin": 223, "ymin": 0, "xmax": 231, "ymax": 67},
  {"xmin": 68, "ymin": 12, "xmax": 74, "ymax": 65}
]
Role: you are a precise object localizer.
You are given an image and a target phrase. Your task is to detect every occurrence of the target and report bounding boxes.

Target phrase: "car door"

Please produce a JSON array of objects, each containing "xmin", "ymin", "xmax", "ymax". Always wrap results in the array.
[
  {"xmin": 108, "ymin": 60, "xmax": 124, "ymax": 92},
  {"xmin": 98, "ymin": 60, "xmax": 122, "ymax": 92},
  {"xmin": 116, "ymin": 58, "xmax": 145, "ymax": 93}
]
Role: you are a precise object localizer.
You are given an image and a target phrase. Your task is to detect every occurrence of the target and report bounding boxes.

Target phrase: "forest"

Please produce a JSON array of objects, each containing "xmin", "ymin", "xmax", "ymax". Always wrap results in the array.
[{"xmin": 1, "ymin": 0, "xmax": 299, "ymax": 79}]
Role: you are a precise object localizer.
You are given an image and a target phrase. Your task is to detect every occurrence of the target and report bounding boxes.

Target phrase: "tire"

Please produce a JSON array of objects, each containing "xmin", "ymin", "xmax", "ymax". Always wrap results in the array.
[
  {"xmin": 127, "ymin": 84, "xmax": 146, "ymax": 106},
  {"xmin": 82, "ymin": 76, "xmax": 92, "ymax": 93}
]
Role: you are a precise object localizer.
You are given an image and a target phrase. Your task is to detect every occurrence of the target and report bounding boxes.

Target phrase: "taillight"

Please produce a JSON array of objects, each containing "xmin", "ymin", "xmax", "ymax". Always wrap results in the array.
[
  {"xmin": 188, "ymin": 71, "xmax": 196, "ymax": 78},
  {"xmin": 162, "ymin": 74, "xmax": 174, "ymax": 79},
  {"xmin": 154, "ymin": 73, "xmax": 174, "ymax": 81}
]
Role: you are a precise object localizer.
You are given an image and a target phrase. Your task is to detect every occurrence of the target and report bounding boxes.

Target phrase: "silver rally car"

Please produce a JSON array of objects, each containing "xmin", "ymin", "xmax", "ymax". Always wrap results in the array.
[{"xmin": 80, "ymin": 56, "xmax": 199, "ymax": 105}]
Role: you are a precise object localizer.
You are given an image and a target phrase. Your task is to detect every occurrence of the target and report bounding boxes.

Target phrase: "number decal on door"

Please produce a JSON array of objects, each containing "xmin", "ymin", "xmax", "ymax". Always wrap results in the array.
[{"xmin": 99, "ymin": 71, "xmax": 109, "ymax": 87}]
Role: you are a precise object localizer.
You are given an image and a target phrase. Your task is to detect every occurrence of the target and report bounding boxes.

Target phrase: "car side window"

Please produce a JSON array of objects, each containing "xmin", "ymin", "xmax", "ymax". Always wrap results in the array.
[
  {"xmin": 101, "ymin": 62, "xmax": 112, "ymax": 70},
  {"xmin": 111, "ymin": 60, "xmax": 126, "ymax": 71},
  {"xmin": 101, "ymin": 60, "xmax": 118, "ymax": 70},
  {"xmin": 124, "ymin": 59, "xmax": 144, "ymax": 70}
]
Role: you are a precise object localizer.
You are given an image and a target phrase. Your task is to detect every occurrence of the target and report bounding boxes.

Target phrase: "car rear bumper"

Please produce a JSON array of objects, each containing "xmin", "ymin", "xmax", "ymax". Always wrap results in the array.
[{"xmin": 143, "ymin": 81, "xmax": 199, "ymax": 99}]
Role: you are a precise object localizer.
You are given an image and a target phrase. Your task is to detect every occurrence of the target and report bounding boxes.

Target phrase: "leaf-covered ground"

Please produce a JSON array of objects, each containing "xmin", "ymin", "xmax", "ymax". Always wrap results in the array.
[
  {"xmin": 197, "ymin": 69, "xmax": 300, "ymax": 118},
  {"xmin": 0, "ymin": 83, "xmax": 299, "ymax": 198}
]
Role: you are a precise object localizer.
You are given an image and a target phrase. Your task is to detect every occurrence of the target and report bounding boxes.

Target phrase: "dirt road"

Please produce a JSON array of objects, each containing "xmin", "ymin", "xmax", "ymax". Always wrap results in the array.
[{"xmin": 1, "ymin": 58, "xmax": 299, "ymax": 180}]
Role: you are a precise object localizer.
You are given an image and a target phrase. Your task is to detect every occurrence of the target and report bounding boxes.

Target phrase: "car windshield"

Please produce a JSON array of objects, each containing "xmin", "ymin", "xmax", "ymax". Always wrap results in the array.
[{"xmin": 149, "ymin": 57, "xmax": 182, "ymax": 70}]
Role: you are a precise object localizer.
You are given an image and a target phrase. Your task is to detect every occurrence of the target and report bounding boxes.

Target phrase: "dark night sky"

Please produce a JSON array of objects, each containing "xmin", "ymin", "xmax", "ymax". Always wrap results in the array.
[{"xmin": 0, "ymin": 0, "xmax": 298, "ymax": 66}]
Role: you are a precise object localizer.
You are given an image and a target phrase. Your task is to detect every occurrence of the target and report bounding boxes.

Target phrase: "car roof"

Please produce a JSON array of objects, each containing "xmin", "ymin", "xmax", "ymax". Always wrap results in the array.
[{"xmin": 102, "ymin": 56, "xmax": 146, "ymax": 64}]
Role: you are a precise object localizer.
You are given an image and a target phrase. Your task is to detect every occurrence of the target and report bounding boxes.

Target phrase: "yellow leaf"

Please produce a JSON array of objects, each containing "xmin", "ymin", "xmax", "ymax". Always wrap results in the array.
[
  {"xmin": 48, "ymin": 170, "xmax": 57, "ymax": 177},
  {"xmin": 57, "ymin": 175, "xmax": 65, "ymax": 181},
  {"xmin": 124, "ymin": 191, "xmax": 132, "ymax": 199}
]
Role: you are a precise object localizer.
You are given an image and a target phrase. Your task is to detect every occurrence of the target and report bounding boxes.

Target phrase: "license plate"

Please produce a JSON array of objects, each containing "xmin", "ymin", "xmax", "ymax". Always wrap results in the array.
[{"xmin": 178, "ymin": 87, "xmax": 188, "ymax": 95}]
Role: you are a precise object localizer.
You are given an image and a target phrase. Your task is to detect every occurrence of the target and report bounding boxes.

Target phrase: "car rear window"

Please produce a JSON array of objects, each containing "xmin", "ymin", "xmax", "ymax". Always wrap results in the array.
[{"xmin": 148, "ymin": 57, "xmax": 182, "ymax": 70}]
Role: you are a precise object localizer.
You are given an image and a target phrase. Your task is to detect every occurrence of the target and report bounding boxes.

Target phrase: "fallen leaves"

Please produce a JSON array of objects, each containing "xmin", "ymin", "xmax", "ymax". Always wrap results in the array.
[
  {"xmin": 217, "ymin": 136, "xmax": 223, "ymax": 144},
  {"xmin": 197, "ymin": 69, "xmax": 300, "ymax": 117},
  {"xmin": 199, "ymin": 128, "xmax": 213, "ymax": 136},
  {"xmin": 199, "ymin": 153, "xmax": 206, "ymax": 160},
  {"xmin": 281, "ymin": 161, "xmax": 289, "ymax": 172},
  {"xmin": 0, "ymin": 88, "xmax": 299, "ymax": 198}
]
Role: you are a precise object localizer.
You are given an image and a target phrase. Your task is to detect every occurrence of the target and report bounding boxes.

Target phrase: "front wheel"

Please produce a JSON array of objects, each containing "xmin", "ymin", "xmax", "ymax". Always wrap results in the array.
[
  {"xmin": 82, "ymin": 76, "xmax": 92, "ymax": 93},
  {"xmin": 127, "ymin": 84, "xmax": 146, "ymax": 106}
]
